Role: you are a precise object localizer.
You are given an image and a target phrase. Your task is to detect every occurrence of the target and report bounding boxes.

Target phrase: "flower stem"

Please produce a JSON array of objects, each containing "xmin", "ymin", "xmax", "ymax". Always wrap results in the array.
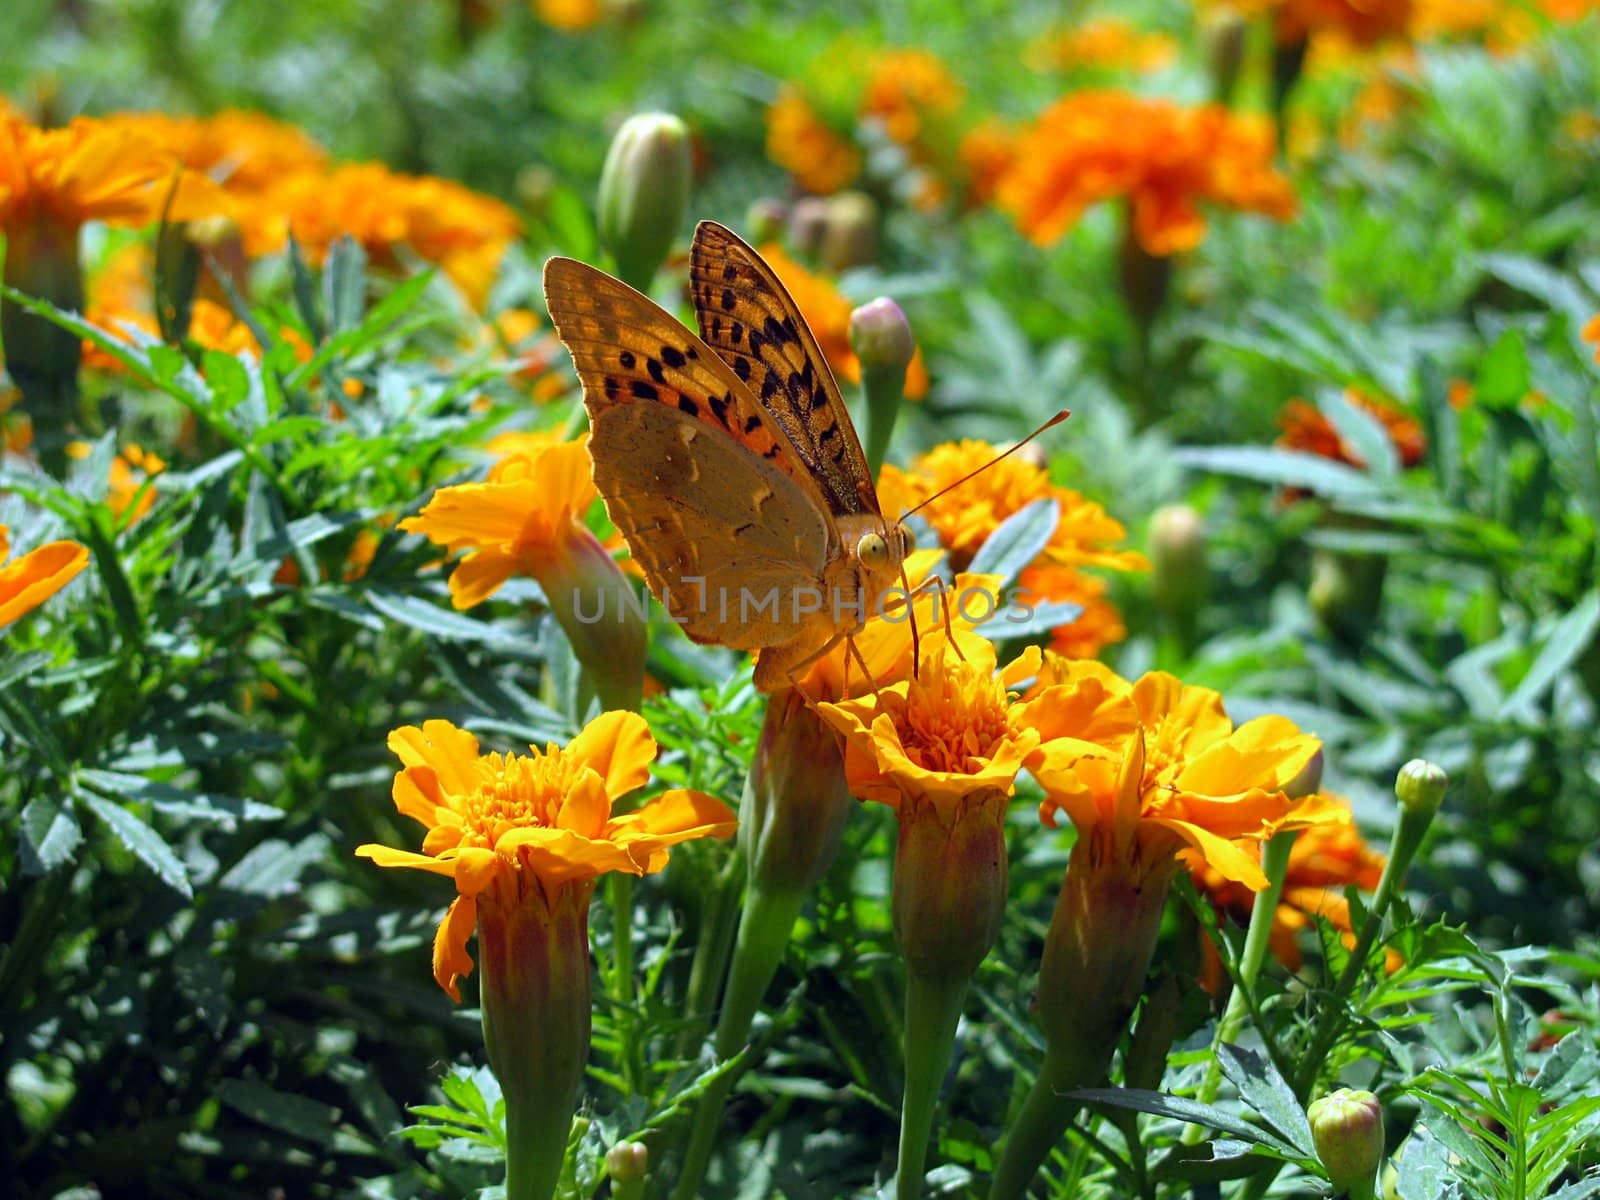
[
  {"xmin": 672, "ymin": 881, "xmax": 805, "ymax": 1200},
  {"xmin": 986, "ymin": 1036, "xmax": 1101, "ymax": 1200},
  {"xmin": 502, "ymin": 1083, "xmax": 570, "ymax": 1200},
  {"xmin": 1184, "ymin": 830, "xmax": 1297, "ymax": 1143},
  {"xmin": 894, "ymin": 972, "xmax": 969, "ymax": 1200},
  {"xmin": 860, "ymin": 362, "xmax": 906, "ymax": 480},
  {"xmin": 674, "ymin": 848, "xmax": 743, "ymax": 1058},
  {"xmin": 608, "ymin": 872, "xmax": 641, "ymax": 1093}
]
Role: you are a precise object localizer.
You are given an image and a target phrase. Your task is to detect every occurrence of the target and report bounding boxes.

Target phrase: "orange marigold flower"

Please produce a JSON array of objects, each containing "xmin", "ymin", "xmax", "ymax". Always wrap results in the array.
[
  {"xmin": 1583, "ymin": 313, "xmax": 1600, "ymax": 364},
  {"xmin": 533, "ymin": 0, "xmax": 601, "ymax": 30},
  {"xmin": 877, "ymin": 439, "xmax": 1148, "ymax": 574},
  {"xmin": 1017, "ymin": 563, "xmax": 1128, "ymax": 659},
  {"xmin": 765, "ymin": 85, "xmax": 863, "ymax": 196},
  {"xmin": 958, "ymin": 118, "xmax": 1020, "ymax": 206},
  {"xmin": 1219, "ymin": 0, "xmax": 1413, "ymax": 46},
  {"xmin": 1185, "ymin": 795, "xmax": 1386, "ymax": 985},
  {"xmin": 98, "ymin": 109, "xmax": 328, "ymax": 202},
  {"xmin": 756, "ymin": 241, "xmax": 929, "ymax": 398},
  {"xmin": 0, "ymin": 114, "xmax": 225, "ymax": 234},
  {"xmin": 0, "ymin": 523, "xmax": 88, "ymax": 628},
  {"xmin": 993, "ymin": 90, "xmax": 1296, "ymax": 255},
  {"xmin": 245, "ymin": 163, "xmax": 520, "ymax": 309},
  {"xmin": 357, "ymin": 711, "xmax": 735, "ymax": 999},
  {"xmin": 1025, "ymin": 18, "xmax": 1179, "ymax": 72},
  {"xmin": 859, "ymin": 49, "xmax": 965, "ymax": 147},
  {"xmin": 1278, "ymin": 390, "xmax": 1426, "ymax": 469}
]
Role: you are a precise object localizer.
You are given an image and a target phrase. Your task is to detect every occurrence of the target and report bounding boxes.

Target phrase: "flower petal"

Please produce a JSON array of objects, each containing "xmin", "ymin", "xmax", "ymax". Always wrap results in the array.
[
  {"xmin": 355, "ymin": 843, "xmax": 459, "ymax": 878},
  {"xmin": 447, "ymin": 547, "xmax": 519, "ymax": 609},
  {"xmin": 388, "ymin": 721, "xmax": 482, "ymax": 797},
  {"xmin": 432, "ymin": 893, "xmax": 478, "ymax": 1002},
  {"xmin": 1152, "ymin": 817, "xmax": 1268, "ymax": 889},
  {"xmin": 564, "ymin": 710, "xmax": 657, "ymax": 800}
]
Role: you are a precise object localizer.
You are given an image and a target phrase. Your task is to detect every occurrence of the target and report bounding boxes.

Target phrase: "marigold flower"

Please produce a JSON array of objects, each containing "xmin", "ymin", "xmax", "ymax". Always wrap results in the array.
[
  {"xmin": 0, "ymin": 523, "xmax": 89, "ymax": 628},
  {"xmin": 765, "ymin": 85, "xmax": 862, "ymax": 196},
  {"xmin": 756, "ymin": 242, "xmax": 929, "ymax": 398},
  {"xmin": 1016, "ymin": 563, "xmax": 1128, "ymax": 659},
  {"xmin": 993, "ymin": 90, "xmax": 1296, "ymax": 255},
  {"xmin": 533, "ymin": 0, "xmax": 602, "ymax": 30},
  {"xmin": 1025, "ymin": 18, "xmax": 1179, "ymax": 72},
  {"xmin": 877, "ymin": 439, "xmax": 1147, "ymax": 574},
  {"xmin": 859, "ymin": 49, "xmax": 965, "ymax": 147},
  {"xmin": 1278, "ymin": 390, "xmax": 1426, "ymax": 470},
  {"xmin": 358, "ymin": 711, "xmax": 735, "ymax": 999},
  {"xmin": 991, "ymin": 661, "xmax": 1330, "ymax": 1200},
  {"xmin": 401, "ymin": 435, "xmax": 646, "ymax": 710},
  {"xmin": 1186, "ymin": 795, "xmax": 1387, "ymax": 987},
  {"xmin": 359, "ymin": 712, "xmax": 733, "ymax": 1200},
  {"xmin": 958, "ymin": 119, "xmax": 1020, "ymax": 206},
  {"xmin": 99, "ymin": 109, "xmax": 329, "ymax": 203}
]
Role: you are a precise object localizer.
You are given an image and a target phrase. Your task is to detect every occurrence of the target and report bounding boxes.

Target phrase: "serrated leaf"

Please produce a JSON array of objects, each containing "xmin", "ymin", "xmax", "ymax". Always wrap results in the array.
[
  {"xmin": 323, "ymin": 236, "xmax": 369, "ymax": 334},
  {"xmin": 81, "ymin": 792, "xmax": 191, "ymax": 897},
  {"xmin": 967, "ymin": 498, "xmax": 1058, "ymax": 583},
  {"xmin": 364, "ymin": 588, "xmax": 527, "ymax": 647},
  {"xmin": 20, "ymin": 795, "xmax": 82, "ymax": 874},
  {"xmin": 1067, "ymin": 1087, "xmax": 1303, "ymax": 1158},
  {"xmin": 1217, "ymin": 1045, "xmax": 1317, "ymax": 1159}
]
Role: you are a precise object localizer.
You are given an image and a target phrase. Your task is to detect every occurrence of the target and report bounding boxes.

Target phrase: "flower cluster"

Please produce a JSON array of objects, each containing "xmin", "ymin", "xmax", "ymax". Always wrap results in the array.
[
  {"xmin": 991, "ymin": 90, "xmax": 1297, "ymax": 254},
  {"xmin": 1278, "ymin": 390, "xmax": 1427, "ymax": 470}
]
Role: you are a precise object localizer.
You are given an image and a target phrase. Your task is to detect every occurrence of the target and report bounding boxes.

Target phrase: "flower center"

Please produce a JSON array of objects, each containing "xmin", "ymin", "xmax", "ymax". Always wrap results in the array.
[
  {"xmin": 895, "ymin": 660, "xmax": 1011, "ymax": 775},
  {"xmin": 459, "ymin": 748, "xmax": 576, "ymax": 847}
]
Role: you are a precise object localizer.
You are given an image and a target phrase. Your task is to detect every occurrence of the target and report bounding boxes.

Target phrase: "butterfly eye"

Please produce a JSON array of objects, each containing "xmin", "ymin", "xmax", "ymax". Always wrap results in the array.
[{"xmin": 857, "ymin": 531, "xmax": 890, "ymax": 570}]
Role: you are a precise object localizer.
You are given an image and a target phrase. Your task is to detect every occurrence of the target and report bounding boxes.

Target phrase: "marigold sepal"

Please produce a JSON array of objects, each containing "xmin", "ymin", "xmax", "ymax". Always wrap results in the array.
[
  {"xmin": 3, "ymin": 212, "xmax": 85, "ymax": 468},
  {"xmin": 477, "ymin": 871, "xmax": 593, "ymax": 1200}
]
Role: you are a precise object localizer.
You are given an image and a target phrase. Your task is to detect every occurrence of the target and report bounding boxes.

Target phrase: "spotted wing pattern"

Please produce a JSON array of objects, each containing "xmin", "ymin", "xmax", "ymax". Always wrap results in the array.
[{"xmin": 688, "ymin": 221, "xmax": 879, "ymax": 519}]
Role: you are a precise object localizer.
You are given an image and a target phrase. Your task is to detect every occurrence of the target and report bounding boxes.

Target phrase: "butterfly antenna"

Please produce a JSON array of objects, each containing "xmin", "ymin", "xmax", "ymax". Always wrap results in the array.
[{"xmin": 900, "ymin": 409, "xmax": 1070, "ymax": 522}]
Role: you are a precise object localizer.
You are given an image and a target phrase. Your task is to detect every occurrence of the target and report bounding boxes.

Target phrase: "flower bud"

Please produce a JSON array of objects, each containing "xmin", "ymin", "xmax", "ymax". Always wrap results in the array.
[
  {"xmin": 819, "ymin": 190, "xmax": 878, "ymax": 272},
  {"xmin": 1207, "ymin": 14, "xmax": 1248, "ymax": 104},
  {"xmin": 1309, "ymin": 547, "xmax": 1386, "ymax": 647},
  {"xmin": 2, "ymin": 211, "xmax": 84, "ymax": 472},
  {"xmin": 605, "ymin": 1140, "xmax": 649, "ymax": 1182},
  {"xmin": 849, "ymin": 298, "xmax": 915, "ymax": 375},
  {"xmin": 744, "ymin": 197, "xmax": 787, "ymax": 244},
  {"xmin": 1308, "ymin": 1088, "xmax": 1383, "ymax": 1198},
  {"xmin": 516, "ymin": 164, "xmax": 557, "ymax": 220},
  {"xmin": 1394, "ymin": 759, "xmax": 1447, "ymax": 819},
  {"xmin": 597, "ymin": 112, "xmax": 691, "ymax": 292},
  {"xmin": 1149, "ymin": 504, "xmax": 1206, "ymax": 626},
  {"xmin": 787, "ymin": 195, "xmax": 830, "ymax": 259}
]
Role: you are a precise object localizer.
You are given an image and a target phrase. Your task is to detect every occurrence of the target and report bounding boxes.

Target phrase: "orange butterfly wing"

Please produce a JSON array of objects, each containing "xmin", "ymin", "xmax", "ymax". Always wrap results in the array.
[
  {"xmin": 688, "ymin": 221, "xmax": 881, "ymax": 520},
  {"xmin": 542, "ymin": 256, "xmax": 843, "ymax": 651}
]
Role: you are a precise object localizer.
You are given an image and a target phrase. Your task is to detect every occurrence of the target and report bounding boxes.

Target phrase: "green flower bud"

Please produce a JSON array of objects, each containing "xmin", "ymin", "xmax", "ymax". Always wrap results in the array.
[
  {"xmin": 1308, "ymin": 1088, "xmax": 1383, "ymax": 1199},
  {"xmin": 1149, "ymin": 504, "xmax": 1207, "ymax": 626},
  {"xmin": 1394, "ymin": 759, "xmax": 1447, "ymax": 819},
  {"xmin": 744, "ymin": 198, "xmax": 787, "ymax": 244},
  {"xmin": 605, "ymin": 1140, "xmax": 649, "ymax": 1181},
  {"xmin": 819, "ymin": 190, "xmax": 878, "ymax": 272},
  {"xmin": 787, "ymin": 195, "xmax": 830, "ymax": 258},
  {"xmin": 597, "ymin": 112, "xmax": 691, "ymax": 292},
  {"xmin": 849, "ymin": 298, "xmax": 915, "ymax": 374}
]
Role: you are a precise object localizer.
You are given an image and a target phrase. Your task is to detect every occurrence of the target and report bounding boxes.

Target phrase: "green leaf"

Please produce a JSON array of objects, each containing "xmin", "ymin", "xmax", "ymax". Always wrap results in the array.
[
  {"xmin": 1475, "ymin": 328, "xmax": 1531, "ymax": 409},
  {"xmin": 81, "ymin": 792, "xmax": 192, "ymax": 898},
  {"xmin": 1322, "ymin": 389, "xmax": 1399, "ymax": 478},
  {"xmin": 1066, "ymin": 1088, "xmax": 1303, "ymax": 1158},
  {"xmin": 216, "ymin": 1078, "xmax": 341, "ymax": 1146},
  {"xmin": 1216, "ymin": 1045, "xmax": 1317, "ymax": 1159},
  {"xmin": 323, "ymin": 236, "xmax": 369, "ymax": 334},
  {"xmin": 1175, "ymin": 447, "xmax": 1384, "ymax": 500},
  {"xmin": 364, "ymin": 587, "xmax": 532, "ymax": 648},
  {"xmin": 20, "ymin": 795, "xmax": 82, "ymax": 875},
  {"xmin": 1499, "ymin": 591, "xmax": 1600, "ymax": 719},
  {"xmin": 967, "ymin": 498, "xmax": 1058, "ymax": 583},
  {"xmin": 285, "ymin": 271, "xmax": 434, "ymax": 389},
  {"xmin": 77, "ymin": 768, "xmax": 280, "ymax": 829}
]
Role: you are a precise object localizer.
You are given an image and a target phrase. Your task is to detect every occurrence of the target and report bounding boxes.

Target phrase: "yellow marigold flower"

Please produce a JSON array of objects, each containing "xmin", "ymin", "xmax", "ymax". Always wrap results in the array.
[
  {"xmin": 359, "ymin": 711, "xmax": 734, "ymax": 1198},
  {"xmin": 358, "ymin": 711, "xmax": 735, "ymax": 999},
  {"xmin": 859, "ymin": 49, "xmax": 965, "ymax": 147},
  {"xmin": 756, "ymin": 241, "xmax": 930, "ymax": 398},
  {"xmin": 1024, "ymin": 661, "xmax": 1330, "ymax": 888},
  {"xmin": 765, "ymin": 85, "xmax": 862, "ymax": 196},
  {"xmin": 993, "ymin": 90, "xmax": 1296, "ymax": 255},
  {"xmin": 0, "ymin": 523, "xmax": 88, "ymax": 628},
  {"xmin": 402, "ymin": 435, "xmax": 645, "ymax": 709},
  {"xmin": 533, "ymin": 0, "xmax": 601, "ymax": 30},
  {"xmin": 877, "ymin": 439, "xmax": 1148, "ymax": 574},
  {"xmin": 1185, "ymin": 795, "xmax": 1388, "ymax": 988},
  {"xmin": 1016, "ymin": 563, "xmax": 1127, "ymax": 659},
  {"xmin": 1025, "ymin": 18, "xmax": 1179, "ymax": 72},
  {"xmin": 109, "ymin": 444, "xmax": 166, "ymax": 523}
]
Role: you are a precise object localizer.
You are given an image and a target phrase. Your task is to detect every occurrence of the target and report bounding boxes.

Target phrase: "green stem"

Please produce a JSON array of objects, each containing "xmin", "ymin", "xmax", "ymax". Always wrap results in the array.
[
  {"xmin": 672, "ymin": 882, "xmax": 805, "ymax": 1200},
  {"xmin": 608, "ymin": 873, "xmax": 641, "ymax": 1094},
  {"xmin": 987, "ymin": 1036, "xmax": 1102, "ymax": 1200},
  {"xmin": 674, "ymin": 849, "xmax": 743, "ymax": 1059},
  {"xmin": 861, "ymin": 363, "xmax": 906, "ymax": 480},
  {"xmin": 894, "ymin": 972, "xmax": 969, "ymax": 1200},
  {"xmin": 1185, "ymin": 832, "xmax": 1298, "ymax": 1144},
  {"xmin": 503, "ymin": 1088, "xmax": 569, "ymax": 1200},
  {"xmin": 0, "ymin": 865, "xmax": 75, "ymax": 1063}
]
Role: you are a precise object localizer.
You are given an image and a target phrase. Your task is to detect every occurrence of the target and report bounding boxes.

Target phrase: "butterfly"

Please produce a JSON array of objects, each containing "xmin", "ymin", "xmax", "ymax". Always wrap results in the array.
[{"xmin": 542, "ymin": 221, "xmax": 915, "ymax": 692}]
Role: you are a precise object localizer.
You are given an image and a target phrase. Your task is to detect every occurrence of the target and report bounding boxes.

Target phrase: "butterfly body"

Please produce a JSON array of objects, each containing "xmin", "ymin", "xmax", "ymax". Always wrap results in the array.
[{"xmin": 543, "ymin": 221, "xmax": 911, "ymax": 691}]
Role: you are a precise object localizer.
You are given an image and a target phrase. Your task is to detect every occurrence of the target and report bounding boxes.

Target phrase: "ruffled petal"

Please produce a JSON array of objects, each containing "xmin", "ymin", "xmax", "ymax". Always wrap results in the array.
[
  {"xmin": 432, "ymin": 893, "xmax": 478, "ymax": 1002},
  {"xmin": 392, "ymin": 764, "xmax": 449, "ymax": 826},
  {"xmin": 1152, "ymin": 817, "xmax": 1268, "ymax": 889},
  {"xmin": 608, "ymin": 788, "xmax": 738, "ymax": 872},
  {"xmin": 354, "ymin": 843, "xmax": 459, "ymax": 877},
  {"xmin": 555, "ymin": 767, "xmax": 610, "ymax": 838},
  {"xmin": 452, "ymin": 846, "xmax": 502, "ymax": 896},
  {"xmin": 447, "ymin": 548, "xmax": 519, "ymax": 609},
  {"xmin": 387, "ymin": 721, "xmax": 482, "ymax": 796},
  {"xmin": 563, "ymin": 710, "xmax": 657, "ymax": 800}
]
